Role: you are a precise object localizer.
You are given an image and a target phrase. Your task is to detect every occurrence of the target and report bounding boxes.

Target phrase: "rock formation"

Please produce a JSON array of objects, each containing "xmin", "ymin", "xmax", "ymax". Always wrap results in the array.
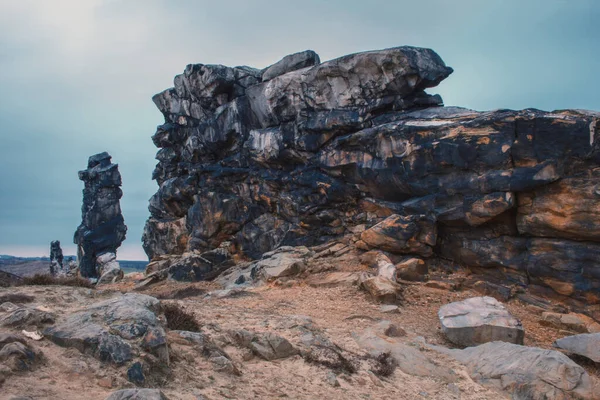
[
  {"xmin": 74, "ymin": 152, "xmax": 127, "ymax": 279},
  {"xmin": 142, "ymin": 46, "xmax": 600, "ymax": 304},
  {"xmin": 49, "ymin": 240, "xmax": 63, "ymax": 276}
]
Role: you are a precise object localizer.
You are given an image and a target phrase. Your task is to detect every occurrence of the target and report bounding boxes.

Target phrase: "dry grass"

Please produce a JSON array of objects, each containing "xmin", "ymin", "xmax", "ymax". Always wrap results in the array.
[
  {"xmin": 303, "ymin": 344, "xmax": 358, "ymax": 374},
  {"xmin": 0, "ymin": 293, "xmax": 35, "ymax": 304},
  {"xmin": 20, "ymin": 274, "xmax": 94, "ymax": 288},
  {"xmin": 156, "ymin": 286, "xmax": 206, "ymax": 300},
  {"xmin": 162, "ymin": 303, "xmax": 201, "ymax": 332},
  {"xmin": 368, "ymin": 351, "xmax": 397, "ymax": 377}
]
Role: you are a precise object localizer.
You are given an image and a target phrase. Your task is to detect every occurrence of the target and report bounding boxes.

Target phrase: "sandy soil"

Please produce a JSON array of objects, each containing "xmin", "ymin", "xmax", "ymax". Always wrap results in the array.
[{"xmin": 1, "ymin": 268, "xmax": 598, "ymax": 400}]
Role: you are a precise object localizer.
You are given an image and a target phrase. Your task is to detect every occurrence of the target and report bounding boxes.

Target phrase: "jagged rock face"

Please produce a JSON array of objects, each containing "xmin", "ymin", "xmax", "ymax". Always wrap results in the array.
[
  {"xmin": 74, "ymin": 152, "xmax": 127, "ymax": 278},
  {"xmin": 143, "ymin": 45, "xmax": 600, "ymax": 302}
]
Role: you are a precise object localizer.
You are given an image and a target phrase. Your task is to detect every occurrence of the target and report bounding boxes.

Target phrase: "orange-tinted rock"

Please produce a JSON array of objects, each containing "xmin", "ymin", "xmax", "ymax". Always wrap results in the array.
[{"xmin": 360, "ymin": 214, "xmax": 436, "ymax": 257}]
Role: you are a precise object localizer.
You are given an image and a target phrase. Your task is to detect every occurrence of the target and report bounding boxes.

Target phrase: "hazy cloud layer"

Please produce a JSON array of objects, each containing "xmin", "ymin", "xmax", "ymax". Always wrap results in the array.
[{"xmin": 0, "ymin": 0, "xmax": 598, "ymax": 259}]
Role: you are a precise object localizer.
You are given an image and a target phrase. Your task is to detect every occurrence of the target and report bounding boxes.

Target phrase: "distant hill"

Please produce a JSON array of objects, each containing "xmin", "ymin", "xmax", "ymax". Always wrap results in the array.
[{"xmin": 0, "ymin": 255, "xmax": 147, "ymax": 277}]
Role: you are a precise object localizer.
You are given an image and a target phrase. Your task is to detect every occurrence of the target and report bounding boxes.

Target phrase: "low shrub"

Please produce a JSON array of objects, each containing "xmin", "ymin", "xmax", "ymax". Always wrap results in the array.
[
  {"xmin": 20, "ymin": 274, "xmax": 94, "ymax": 288},
  {"xmin": 162, "ymin": 303, "xmax": 201, "ymax": 332}
]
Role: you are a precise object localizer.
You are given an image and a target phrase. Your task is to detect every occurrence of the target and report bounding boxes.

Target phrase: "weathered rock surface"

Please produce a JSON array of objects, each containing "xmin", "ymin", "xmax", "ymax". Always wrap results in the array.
[
  {"xmin": 439, "ymin": 341, "xmax": 599, "ymax": 400},
  {"xmin": 262, "ymin": 50, "xmax": 320, "ymax": 82},
  {"xmin": 541, "ymin": 312, "xmax": 600, "ymax": 334},
  {"xmin": 49, "ymin": 240, "xmax": 64, "ymax": 276},
  {"xmin": 74, "ymin": 152, "xmax": 127, "ymax": 279},
  {"xmin": 355, "ymin": 322, "xmax": 454, "ymax": 380},
  {"xmin": 143, "ymin": 45, "xmax": 600, "ymax": 302},
  {"xmin": 0, "ymin": 307, "xmax": 55, "ymax": 329},
  {"xmin": 255, "ymin": 246, "xmax": 312, "ymax": 280},
  {"xmin": 438, "ymin": 297, "xmax": 524, "ymax": 346},
  {"xmin": 554, "ymin": 333, "xmax": 600, "ymax": 363},
  {"xmin": 43, "ymin": 294, "xmax": 167, "ymax": 366},
  {"xmin": 360, "ymin": 275, "xmax": 403, "ymax": 304},
  {"xmin": 229, "ymin": 329, "xmax": 298, "ymax": 361}
]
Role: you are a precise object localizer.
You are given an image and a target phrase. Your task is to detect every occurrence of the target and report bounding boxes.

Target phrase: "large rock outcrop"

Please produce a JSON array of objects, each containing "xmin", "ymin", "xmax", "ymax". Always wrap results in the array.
[
  {"xmin": 74, "ymin": 152, "xmax": 127, "ymax": 279},
  {"xmin": 143, "ymin": 46, "xmax": 600, "ymax": 302}
]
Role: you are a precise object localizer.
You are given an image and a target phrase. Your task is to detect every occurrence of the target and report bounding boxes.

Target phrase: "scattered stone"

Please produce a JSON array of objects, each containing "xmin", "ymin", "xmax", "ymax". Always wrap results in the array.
[
  {"xmin": 395, "ymin": 258, "xmax": 427, "ymax": 282},
  {"xmin": 541, "ymin": 312, "xmax": 600, "ymax": 334},
  {"xmin": 360, "ymin": 276, "xmax": 402, "ymax": 304},
  {"xmin": 470, "ymin": 280, "xmax": 512, "ymax": 302},
  {"xmin": 97, "ymin": 252, "xmax": 124, "ymax": 285},
  {"xmin": 425, "ymin": 281, "xmax": 453, "ymax": 291},
  {"xmin": 230, "ymin": 329, "xmax": 298, "ymax": 361},
  {"xmin": 0, "ymin": 342, "xmax": 38, "ymax": 371},
  {"xmin": 305, "ymin": 272, "xmax": 360, "ymax": 288},
  {"xmin": 326, "ymin": 371, "xmax": 340, "ymax": 387},
  {"xmin": 21, "ymin": 330, "xmax": 43, "ymax": 341},
  {"xmin": 74, "ymin": 152, "xmax": 127, "ymax": 279},
  {"xmin": 380, "ymin": 305, "xmax": 399, "ymax": 313},
  {"xmin": 127, "ymin": 362, "xmax": 145, "ymax": 385},
  {"xmin": 438, "ymin": 297, "xmax": 524, "ymax": 347},
  {"xmin": 257, "ymin": 246, "xmax": 312, "ymax": 280},
  {"xmin": 0, "ymin": 307, "xmax": 55, "ymax": 329},
  {"xmin": 105, "ymin": 389, "xmax": 168, "ymax": 400},
  {"xmin": 554, "ymin": 333, "xmax": 600, "ymax": 363}
]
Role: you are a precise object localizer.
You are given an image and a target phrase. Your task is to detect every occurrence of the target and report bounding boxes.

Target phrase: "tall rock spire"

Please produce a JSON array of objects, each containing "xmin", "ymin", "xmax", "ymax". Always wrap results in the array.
[{"xmin": 74, "ymin": 152, "xmax": 127, "ymax": 279}]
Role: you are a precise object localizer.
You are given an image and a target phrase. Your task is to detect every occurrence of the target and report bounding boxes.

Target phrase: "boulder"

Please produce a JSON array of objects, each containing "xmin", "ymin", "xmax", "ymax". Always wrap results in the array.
[
  {"xmin": 74, "ymin": 152, "xmax": 127, "ymax": 278},
  {"xmin": 438, "ymin": 296, "xmax": 524, "ymax": 347},
  {"xmin": 96, "ymin": 252, "xmax": 124, "ymax": 285},
  {"xmin": 360, "ymin": 275, "xmax": 402, "ymax": 304},
  {"xmin": 360, "ymin": 215, "xmax": 437, "ymax": 256},
  {"xmin": 262, "ymin": 50, "xmax": 320, "ymax": 82},
  {"xmin": 396, "ymin": 258, "xmax": 427, "ymax": 281},
  {"xmin": 443, "ymin": 342, "xmax": 599, "ymax": 400},
  {"xmin": 44, "ymin": 294, "xmax": 168, "ymax": 365},
  {"xmin": 0, "ymin": 342, "xmax": 38, "ymax": 372},
  {"xmin": 0, "ymin": 307, "xmax": 55, "ymax": 329},
  {"xmin": 257, "ymin": 246, "xmax": 312, "ymax": 280},
  {"xmin": 354, "ymin": 323, "xmax": 454, "ymax": 380},
  {"xmin": 554, "ymin": 333, "xmax": 600, "ymax": 363}
]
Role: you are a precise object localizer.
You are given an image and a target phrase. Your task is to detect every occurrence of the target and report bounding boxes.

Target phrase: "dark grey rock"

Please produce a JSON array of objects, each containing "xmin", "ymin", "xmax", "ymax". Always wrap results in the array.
[
  {"xmin": 0, "ymin": 307, "xmax": 55, "ymax": 329},
  {"xmin": 127, "ymin": 362, "xmax": 145, "ymax": 385},
  {"xmin": 44, "ymin": 294, "xmax": 166, "ymax": 365},
  {"xmin": 49, "ymin": 240, "xmax": 64, "ymax": 276},
  {"xmin": 74, "ymin": 152, "xmax": 127, "ymax": 278},
  {"xmin": 142, "ymin": 45, "xmax": 600, "ymax": 302},
  {"xmin": 262, "ymin": 50, "xmax": 320, "ymax": 82}
]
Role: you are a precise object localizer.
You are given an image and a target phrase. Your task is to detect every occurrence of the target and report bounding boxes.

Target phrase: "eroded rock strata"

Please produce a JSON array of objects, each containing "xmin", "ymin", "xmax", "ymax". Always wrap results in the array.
[
  {"xmin": 75, "ymin": 152, "xmax": 127, "ymax": 279},
  {"xmin": 143, "ymin": 46, "xmax": 600, "ymax": 302}
]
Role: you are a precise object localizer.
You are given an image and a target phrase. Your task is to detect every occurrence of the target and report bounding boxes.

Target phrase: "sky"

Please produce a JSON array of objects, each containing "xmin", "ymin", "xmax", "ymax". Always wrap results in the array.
[{"xmin": 0, "ymin": 0, "xmax": 598, "ymax": 260}]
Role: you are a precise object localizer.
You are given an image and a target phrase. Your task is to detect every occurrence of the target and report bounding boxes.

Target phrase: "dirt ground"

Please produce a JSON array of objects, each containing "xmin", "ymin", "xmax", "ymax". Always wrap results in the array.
[{"xmin": 1, "ymin": 265, "xmax": 598, "ymax": 400}]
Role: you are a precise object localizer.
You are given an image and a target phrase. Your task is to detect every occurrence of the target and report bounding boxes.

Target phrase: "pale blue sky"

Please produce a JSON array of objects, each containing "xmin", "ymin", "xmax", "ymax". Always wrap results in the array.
[{"xmin": 0, "ymin": 0, "xmax": 598, "ymax": 260}]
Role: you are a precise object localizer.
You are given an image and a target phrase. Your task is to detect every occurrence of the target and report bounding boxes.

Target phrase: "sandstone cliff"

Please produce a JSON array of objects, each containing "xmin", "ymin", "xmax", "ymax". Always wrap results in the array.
[{"xmin": 143, "ymin": 46, "xmax": 600, "ymax": 303}]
